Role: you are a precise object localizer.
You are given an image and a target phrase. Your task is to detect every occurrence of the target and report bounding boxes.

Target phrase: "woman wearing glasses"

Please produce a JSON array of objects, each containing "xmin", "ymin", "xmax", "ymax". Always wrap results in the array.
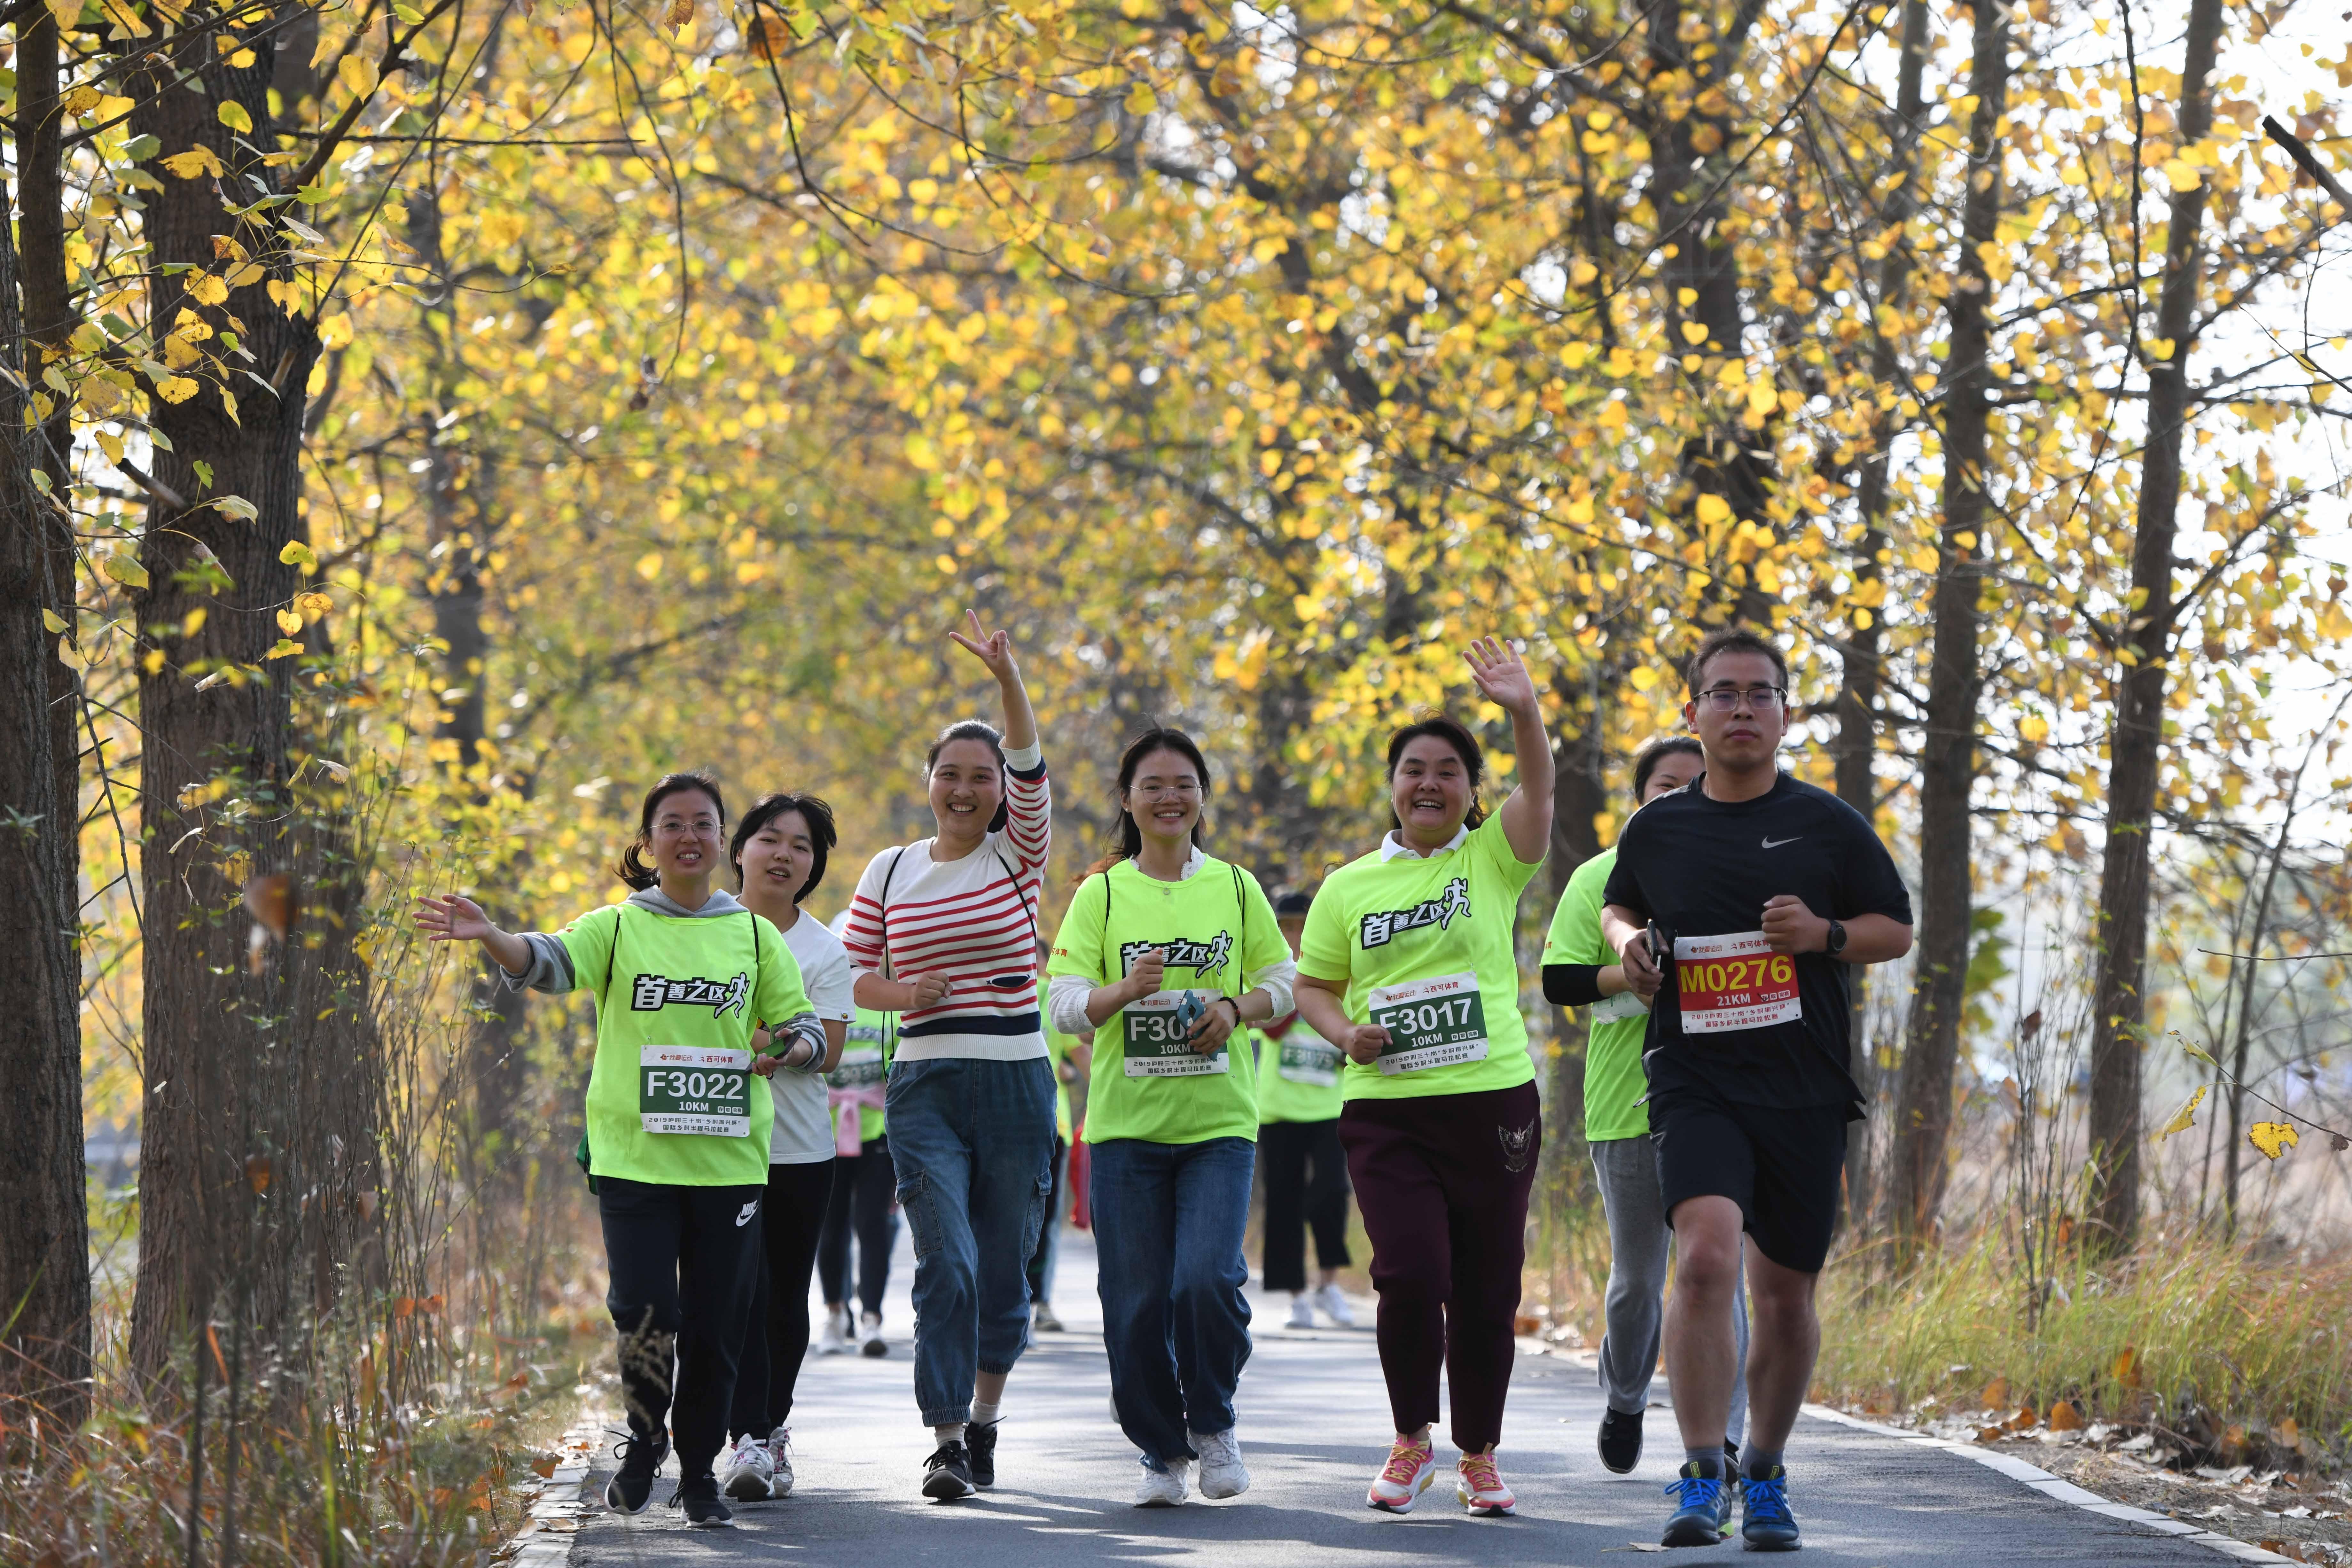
[
  {"xmin": 1045, "ymin": 728, "xmax": 1293, "ymax": 1507},
  {"xmin": 1290, "ymin": 638, "xmax": 1553, "ymax": 1517}
]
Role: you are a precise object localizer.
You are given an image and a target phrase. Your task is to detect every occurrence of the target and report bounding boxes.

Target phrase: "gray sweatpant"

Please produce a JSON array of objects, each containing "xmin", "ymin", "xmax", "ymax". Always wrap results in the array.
[{"xmin": 1591, "ymin": 1135, "xmax": 1748, "ymax": 1444}]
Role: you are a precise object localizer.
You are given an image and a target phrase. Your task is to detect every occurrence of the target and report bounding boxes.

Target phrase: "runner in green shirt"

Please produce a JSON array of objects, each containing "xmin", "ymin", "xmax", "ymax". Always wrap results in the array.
[
  {"xmin": 817, "ymin": 995, "xmax": 900, "ymax": 1358},
  {"xmin": 416, "ymin": 772, "xmax": 824, "ymax": 1527},
  {"xmin": 1045, "ymin": 728, "xmax": 1293, "ymax": 1507},
  {"xmin": 1253, "ymin": 890, "xmax": 1356, "ymax": 1331},
  {"xmin": 1538, "ymin": 735, "xmax": 1747, "ymax": 1477},
  {"xmin": 1291, "ymin": 637, "xmax": 1553, "ymax": 1518},
  {"xmin": 1026, "ymin": 958, "xmax": 1094, "ymax": 1337}
]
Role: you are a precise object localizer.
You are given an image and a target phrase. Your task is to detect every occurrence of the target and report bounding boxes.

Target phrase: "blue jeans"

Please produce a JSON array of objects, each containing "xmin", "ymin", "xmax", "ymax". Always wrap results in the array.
[
  {"xmin": 886, "ymin": 1056, "xmax": 1057, "ymax": 1426},
  {"xmin": 1090, "ymin": 1136, "xmax": 1256, "ymax": 1463}
]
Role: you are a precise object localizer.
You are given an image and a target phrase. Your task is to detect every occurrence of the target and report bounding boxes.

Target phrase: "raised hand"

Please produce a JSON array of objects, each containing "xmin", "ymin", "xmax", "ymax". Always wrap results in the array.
[
  {"xmin": 415, "ymin": 893, "xmax": 493, "ymax": 942},
  {"xmin": 1464, "ymin": 636, "xmax": 1539, "ymax": 718},
  {"xmin": 947, "ymin": 608, "xmax": 1019, "ymax": 683}
]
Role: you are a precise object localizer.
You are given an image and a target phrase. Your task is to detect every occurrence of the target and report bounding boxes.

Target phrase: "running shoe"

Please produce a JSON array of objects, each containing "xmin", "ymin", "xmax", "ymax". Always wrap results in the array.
[
  {"xmin": 817, "ymin": 1304, "xmax": 852, "ymax": 1356},
  {"xmin": 1033, "ymin": 1300, "xmax": 1064, "ymax": 1333},
  {"xmin": 766, "ymin": 1426, "xmax": 795, "ymax": 1496},
  {"xmin": 1315, "ymin": 1283, "xmax": 1356, "ymax": 1327},
  {"xmin": 1134, "ymin": 1454, "xmax": 1190, "ymax": 1507},
  {"xmin": 1192, "ymin": 1428, "xmax": 1249, "ymax": 1499},
  {"xmin": 922, "ymin": 1441, "xmax": 975, "ymax": 1501},
  {"xmin": 965, "ymin": 1419, "xmax": 999, "ymax": 1488},
  {"xmin": 604, "ymin": 1430, "xmax": 668, "ymax": 1515},
  {"xmin": 1660, "ymin": 1462, "xmax": 1733, "ymax": 1547},
  {"xmin": 1366, "ymin": 1436, "xmax": 1437, "ymax": 1513},
  {"xmin": 1739, "ymin": 1464, "xmax": 1800, "ymax": 1551},
  {"xmin": 859, "ymin": 1312, "xmax": 887, "ymax": 1357},
  {"xmin": 719, "ymin": 1431, "xmax": 775, "ymax": 1501},
  {"xmin": 1597, "ymin": 1406, "xmax": 1644, "ymax": 1474},
  {"xmin": 670, "ymin": 1474, "xmax": 733, "ymax": 1527},
  {"xmin": 1287, "ymin": 1294, "xmax": 1316, "ymax": 1329},
  {"xmin": 1456, "ymin": 1451, "xmax": 1515, "ymax": 1516}
]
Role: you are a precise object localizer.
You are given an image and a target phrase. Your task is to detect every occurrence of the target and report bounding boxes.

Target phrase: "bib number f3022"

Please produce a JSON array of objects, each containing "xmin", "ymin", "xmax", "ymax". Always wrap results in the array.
[{"xmin": 639, "ymin": 1044, "xmax": 753, "ymax": 1135}]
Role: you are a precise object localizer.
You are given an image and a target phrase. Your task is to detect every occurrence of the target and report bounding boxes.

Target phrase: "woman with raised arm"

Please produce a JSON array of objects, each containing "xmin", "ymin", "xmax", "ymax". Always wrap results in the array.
[
  {"xmin": 1045, "ymin": 728, "xmax": 1294, "ymax": 1508},
  {"xmin": 717, "ymin": 793, "xmax": 855, "ymax": 1504},
  {"xmin": 1290, "ymin": 638, "xmax": 1555, "ymax": 1518},
  {"xmin": 838, "ymin": 613, "xmax": 1057, "ymax": 1502},
  {"xmin": 414, "ymin": 772, "xmax": 825, "ymax": 1529}
]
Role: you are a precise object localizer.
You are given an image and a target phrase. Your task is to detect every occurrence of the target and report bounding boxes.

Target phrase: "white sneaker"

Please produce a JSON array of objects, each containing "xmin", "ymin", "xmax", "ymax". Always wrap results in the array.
[
  {"xmin": 858, "ymin": 1311, "xmax": 887, "ymax": 1358},
  {"xmin": 1316, "ymin": 1283, "xmax": 1356, "ymax": 1327},
  {"xmin": 818, "ymin": 1305, "xmax": 851, "ymax": 1355},
  {"xmin": 1134, "ymin": 1455, "xmax": 1190, "ymax": 1507},
  {"xmin": 766, "ymin": 1426, "xmax": 795, "ymax": 1496},
  {"xmin": 720, "ymin": 1432, "xmax": 775, "ymax": 1501},
  {"xmin": 1287, "ymin": 1294, "xmax": 1315, "ymax": 1329},
  {"xmin": 1192, "ymin": 1428, "xmax": 1249, "ymax": 1499}
]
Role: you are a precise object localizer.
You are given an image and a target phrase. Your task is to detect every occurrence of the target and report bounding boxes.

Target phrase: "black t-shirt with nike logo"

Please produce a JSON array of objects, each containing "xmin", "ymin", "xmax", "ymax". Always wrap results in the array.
[{"xmin": 1602, "ymin": 772, "xmax": 1913, "ymax": 1112}]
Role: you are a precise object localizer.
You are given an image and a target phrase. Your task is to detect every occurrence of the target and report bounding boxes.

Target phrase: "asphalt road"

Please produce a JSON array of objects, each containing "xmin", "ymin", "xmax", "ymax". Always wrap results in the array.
[{"xmin": 565, "ymin": 1220, "xmax": 2232, "ymax": 1567}]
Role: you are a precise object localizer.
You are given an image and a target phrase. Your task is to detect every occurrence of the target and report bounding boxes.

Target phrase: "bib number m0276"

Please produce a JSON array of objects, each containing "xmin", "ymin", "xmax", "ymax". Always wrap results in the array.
[
  {"xmin": 1674, "ymin": 931, "xmax": 1801, "ymax": 1034},
  {"xmin": 1123, "ymin": 991, "xmax": 1231, "ymax": 1078},
  {"xmin": 1366, "ymin": 971, "xmax": 1489, "ymax": 1075},
  {"xmin": 640, "ymin": 1044, "xmax": 754, "ymax": 1136}
]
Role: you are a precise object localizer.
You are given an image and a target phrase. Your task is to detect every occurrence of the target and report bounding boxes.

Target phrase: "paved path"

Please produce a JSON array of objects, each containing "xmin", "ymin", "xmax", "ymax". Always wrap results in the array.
[{"xmin": 566, "ymin": 1222, "xmax": 2234, "ymax": 1566}]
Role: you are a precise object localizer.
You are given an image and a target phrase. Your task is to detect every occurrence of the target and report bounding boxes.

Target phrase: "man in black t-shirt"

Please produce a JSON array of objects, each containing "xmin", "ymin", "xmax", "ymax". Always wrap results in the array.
[{"xmin": 1601, "ymin": 627, "xmax": 1913, "ymax": 1553}]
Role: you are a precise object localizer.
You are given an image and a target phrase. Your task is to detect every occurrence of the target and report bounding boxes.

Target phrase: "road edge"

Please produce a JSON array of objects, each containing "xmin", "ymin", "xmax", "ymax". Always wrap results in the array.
[
  {"xmin": 1801, "ymin": 1403, "xmax": 2295, "ymax": 1565},
  {"xmin": 506, "ymin": 1413, "xmax": 607, "ymax": 1568}
]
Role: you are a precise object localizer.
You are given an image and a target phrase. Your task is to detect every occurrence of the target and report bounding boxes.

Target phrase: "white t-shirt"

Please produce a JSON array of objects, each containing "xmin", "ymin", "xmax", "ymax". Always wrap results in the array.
[{"xmin": 769, "ymin": 909, "xmax": 857, "ymax": 1164}]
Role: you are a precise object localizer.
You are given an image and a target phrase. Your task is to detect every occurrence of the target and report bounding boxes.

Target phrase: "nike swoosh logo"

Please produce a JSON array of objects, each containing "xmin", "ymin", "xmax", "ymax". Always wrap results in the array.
[
  {"xmin": 1761, "ymin": 835, "xmax": 1803, "ymax": 849},
  {"xmin": 736, "ymin": 1202, "xmax": 759, "ymax": 1228}
]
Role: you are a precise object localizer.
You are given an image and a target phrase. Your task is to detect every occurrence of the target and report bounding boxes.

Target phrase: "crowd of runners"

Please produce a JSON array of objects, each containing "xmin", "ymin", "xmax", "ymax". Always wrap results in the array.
[{"xmin": 413, "ymin": 614, "xmax": 1914, "ymax": 1550}]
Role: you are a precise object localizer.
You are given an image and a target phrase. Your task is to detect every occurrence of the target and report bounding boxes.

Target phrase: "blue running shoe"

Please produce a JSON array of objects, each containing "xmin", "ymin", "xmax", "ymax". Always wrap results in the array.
[
  {"xmin": 1661, "ymin": 1463, "xmax": 1733, "ymax": 1547},
  {"xmin": 1740, "ymin": 1465, "xmax": 1800, "ymax": 1551}
]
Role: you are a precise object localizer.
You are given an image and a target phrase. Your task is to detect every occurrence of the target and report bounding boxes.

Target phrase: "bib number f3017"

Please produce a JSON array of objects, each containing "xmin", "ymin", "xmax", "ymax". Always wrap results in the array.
[
  {"xmin": 1674, "ymin": 932, "xmax": 1801, "ymax": 1034},
  {"xmin": 1276, "ymin": 1037, "xmax": 1343, "ymax": 1087},
  {"xmin": 1123, "ymin": 990, "xmax": 1231, "ymax": 1078},
  {"xmin": 640, "ymin": 1044, "xmax": 753, "ymax": 1135},
  {"xmin": 1366, "ymin": 971, "xmax": 1490, "ymax": 1075}
]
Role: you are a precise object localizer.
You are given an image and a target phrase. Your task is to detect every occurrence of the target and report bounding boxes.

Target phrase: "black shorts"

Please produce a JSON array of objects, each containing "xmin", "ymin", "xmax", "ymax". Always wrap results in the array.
[{"xmin": 1652, "ymin": 1089, "xmax": 1848, "ymax": 1273}]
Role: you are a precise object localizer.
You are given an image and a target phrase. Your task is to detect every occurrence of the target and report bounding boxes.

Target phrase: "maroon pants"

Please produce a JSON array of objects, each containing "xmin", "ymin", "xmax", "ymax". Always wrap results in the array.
[{"xmin": 1339, "ymin": 1079, "xmax": 1542, "ymax": 1453}]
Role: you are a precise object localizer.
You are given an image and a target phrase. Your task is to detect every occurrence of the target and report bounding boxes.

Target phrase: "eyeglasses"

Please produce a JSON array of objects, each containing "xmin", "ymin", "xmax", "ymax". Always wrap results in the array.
[
  {"xmin": 1695, "ymin": 686, "xmax": 1788, "ymax": 712},
  {"xmin": 1131, "ymin": 783, "xmax": 1202, "ymax": 801}
]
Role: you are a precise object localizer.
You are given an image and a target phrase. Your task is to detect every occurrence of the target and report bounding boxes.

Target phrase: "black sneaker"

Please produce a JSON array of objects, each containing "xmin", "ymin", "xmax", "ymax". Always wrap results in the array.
[
  {"xmin": 1740, "ymin": 1464, "xmax": 1799, "ymax": 1550},
  {"xmin": 1597, "ymin": 1407, "xmax": 1644, "ymax": 1474},
  {"xmin": 966, "ymin": 1420, "xmax": 999, "ymax": 1488},
  {"xmin": 604, "ymin": 1431, "xmax": 668, "ymax": 1515},
  {"xmin": 670, "ymin": 1473, "xmax": 733, "ymax": 1528},
  {"xmin": 923, "ymin": 1441, "xmax": 976, "ymax": 1500}
]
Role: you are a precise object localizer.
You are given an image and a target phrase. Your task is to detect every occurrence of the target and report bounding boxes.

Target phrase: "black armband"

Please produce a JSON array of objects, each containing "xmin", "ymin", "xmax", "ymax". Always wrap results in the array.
[{"xmin": 1542, "ymin": 963, "xmax": 1607, "ymax": 1007}]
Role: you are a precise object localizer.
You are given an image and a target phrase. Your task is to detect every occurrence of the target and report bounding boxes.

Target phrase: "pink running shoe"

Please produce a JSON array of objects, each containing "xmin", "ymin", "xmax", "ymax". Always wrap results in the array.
[
  {"xmin": 1367, "ymin": 1436, "xmax": 1437, "ymax": 1513},
  {"xmin": 1457, "ymin": 1451, "xmax": 1515, "ymax": 1516}
]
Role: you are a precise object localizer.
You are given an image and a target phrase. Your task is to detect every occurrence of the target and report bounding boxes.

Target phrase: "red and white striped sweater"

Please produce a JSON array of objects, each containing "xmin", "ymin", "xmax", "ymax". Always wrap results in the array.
[{"xmin": 840, "ymin": 743, "xmax": 1050, "ymax": 1061}]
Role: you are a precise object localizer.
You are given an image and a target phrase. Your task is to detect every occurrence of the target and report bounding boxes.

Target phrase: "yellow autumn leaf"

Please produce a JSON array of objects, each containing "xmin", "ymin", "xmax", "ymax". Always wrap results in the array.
[
  {"xmin": 155, "ymin": 375, "xmax": 200, "ymax": 403},
  {"xmin": 61, "ymin": 85, "xmax": 103, "ymax": 115},
  {"xmin": 1696, "ymin": 494, "xmax": 1732, "ymax": 526},
  {"xmin": 1680, "ymin": 320, "xmax": 1709, "ymax": 345},
  {"xmin": 661, "ymin": 0, "xmax": 691, "ymax": 29},
  {"xmin": 103, "ymin": 551, "xmax": 150, "ymax": 589},
  {"xmin": 318, "ymin": 316, "xmax": 355, "ymax": 349},
  {"xmin": 2248, "ymin": 1122, "xmax": 2299, "ymax": 1160},
  {"xmin": 217, "ymin": 100, "xmax": 253, "ymax": 134},
  {"xmin": 265, "ymin": 637, "xmax": 303, "ymax": 660},
  {"xmin": 280, "ymin": 541, "xmax": 317, "ymax": 568},
  {"xmin": 2155, "ymin": 1084, "xmax": 2207, "ymax": 1139},
  {"xmin": 277, "ymin": 608, "xmax": 304, "ymax": 636},
  {"xmin": 636, "ymin": 551, "xmax": 664, "ymax": 581},
  {"xmin": 97, "ymin": 429, "xmax": 126, "ymax": 465},
  {"xmin": 295, "ymin": 591, "xmax": 333, "ymax": 619},
  {"xmin": 189, "ymin": 274, "xmax": 230, "ymax": 306},
  {"xmin": 338, "ymin": 54, "xmax": 380, "ymax": 100},
  {"xmin": 42, "ymin": 608, "xmax": 69, "ymax": 635},
  {"xmin": 2161, "ymin": 159, "xmax": 2201, "ymax": 193},
  {"xmin": 161, "ymin": 147, "xmax": 226, "ymax": 180},
  {"xmin": 224, "ymin": 261, "xmax": 265, "ymax": 290}
]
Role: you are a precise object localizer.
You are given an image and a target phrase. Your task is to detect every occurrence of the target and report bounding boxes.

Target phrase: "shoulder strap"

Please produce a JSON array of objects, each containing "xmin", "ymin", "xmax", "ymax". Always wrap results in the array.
[
  {"xmin": 1231, "ymin": 863, "xmax": 1246, "ymax": 992},
  {"xmin": 875, "ymin": 846, "xmax": 910, "ymax": 968},
  {"xmin": 995, "ymin": 846, "xmax": 1038, "ymax": 948},
  {"xmin": 597, "ymin": 904, "xmax": 628, "ymax": 1012}
]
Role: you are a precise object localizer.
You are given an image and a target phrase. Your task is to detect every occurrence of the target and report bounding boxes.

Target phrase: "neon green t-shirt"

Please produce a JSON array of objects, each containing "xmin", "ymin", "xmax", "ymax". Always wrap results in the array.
[
  {"xmin": 1297, "ymin": 813, "xmax": 1544, "ymax": 1102},
  {"xmin": 828, "ymin": 1005, "xmax": 896, "ymax": 1144},
  {"xmin": 565, "ymin": 903, "xmax": 815, "ymax": 1185},
  {"xmin": 1254, "ymin": 1016, "xmax": 1345, "ymax": 1123},
  {"xmin": 1539, "ymin": 847, "xmax": 1650, "ymax": 1141},
  {"xmin": 1039, "ymin": 976, "xmax": 1082, "ymax": 1143},
  {"xmin": 1048, "ymin": 854, "xmax": 1288, "ymax": 1145}
]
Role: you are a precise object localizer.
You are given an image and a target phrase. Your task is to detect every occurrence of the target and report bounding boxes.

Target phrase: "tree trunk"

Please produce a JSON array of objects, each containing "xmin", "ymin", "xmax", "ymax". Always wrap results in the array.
[
  {"xmin": 1835, "ymin": 0, "xmax": 1932, "ymax": 1233},
  {"xmin": 2085, "ymin": 0, "xmax": 2226, "ymax": 1251},
  {"xmin": 0, "ymin": 195, "xmax": 91, "ymax": 1429},
  {"xmin": 126, "ymin": 10, "xmax": 372, "ymax": 1379},
  {"xmin": 1888, "ymin": 0, "xmax": 2006, "ymax": 1247}
]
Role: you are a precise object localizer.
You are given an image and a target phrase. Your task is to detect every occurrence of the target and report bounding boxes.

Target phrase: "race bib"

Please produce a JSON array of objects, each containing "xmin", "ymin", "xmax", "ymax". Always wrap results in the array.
[
  {"xmin": 1123, "ymin": 991, "xmax": 1231, "ymax": 1078},
  {"xmin": 1674, "ymin": 932, "xmax": 1801, "ymax": 1034},
  {"xmin": 1275, "ymin": 1036, "xmax": 1343, "ymax": 1087},
  {"xmin": 1591, "ymin": 989, "xmax": 1649, "ymax": 1025},
  {"xmin": 829, "ymin": 1045, "xmax": 886, "ymax": 1090},
  {"xmin": 639, "ymin": 1044, "xmax": 753, "ymax": 1136},
  {"xmin": 1366, "ymin": 971, "xmax": 1490, "ymax": 1075}
]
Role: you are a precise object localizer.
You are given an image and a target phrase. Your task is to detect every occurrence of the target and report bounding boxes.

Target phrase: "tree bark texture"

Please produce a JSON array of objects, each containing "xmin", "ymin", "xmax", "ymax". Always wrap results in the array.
[
  {"xmin": 2085, "ymin": 0, "xmax": 2225, "ymax": 1250},
  {"xmin": 1888, "ymin": 0, "xmax": 2006, "ymax": 1245}
]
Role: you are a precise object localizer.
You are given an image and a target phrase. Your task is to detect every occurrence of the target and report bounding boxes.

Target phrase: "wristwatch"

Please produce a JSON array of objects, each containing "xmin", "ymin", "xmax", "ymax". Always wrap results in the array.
[{"xmin": 1826, "ymin": 918, "xmax": 1848, "ymax": 957}]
